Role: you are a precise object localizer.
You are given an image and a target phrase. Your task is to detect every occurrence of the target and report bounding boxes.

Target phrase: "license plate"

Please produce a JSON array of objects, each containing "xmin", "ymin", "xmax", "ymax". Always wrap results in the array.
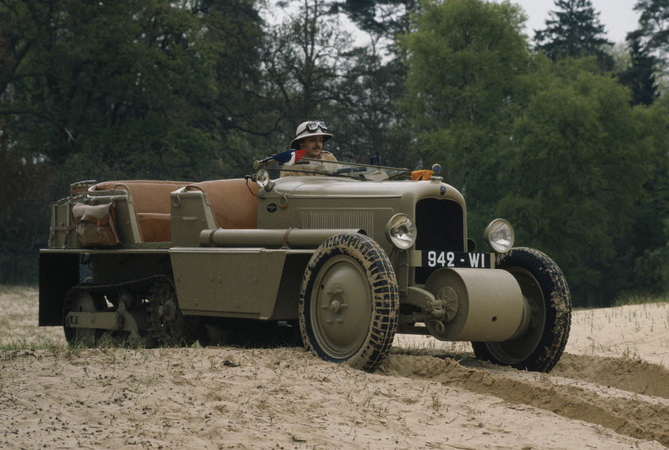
[{"xmin": 423, "ymin": 251, "xmax": 491, "ymax": 269}]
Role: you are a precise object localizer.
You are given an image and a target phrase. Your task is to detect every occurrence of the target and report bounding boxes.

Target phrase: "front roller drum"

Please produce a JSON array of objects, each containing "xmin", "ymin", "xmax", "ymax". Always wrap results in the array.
[
  {"xmin": 299, "ymin": 233, "xmax": 399, "ymax": 372},
  {"xmin": 424, "ymin": 268, "xmax": 528, "ymax": 342}
]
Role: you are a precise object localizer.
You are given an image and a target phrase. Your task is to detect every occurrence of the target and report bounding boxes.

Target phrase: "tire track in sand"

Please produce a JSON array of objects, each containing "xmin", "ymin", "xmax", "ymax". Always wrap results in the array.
[
  {"xmin": 553, "ymin": 353, "xmax": 669, "ymax": 399},
  {"xmin": 382, "ymin": 350, "xmax": 669, "ymax": 446}
]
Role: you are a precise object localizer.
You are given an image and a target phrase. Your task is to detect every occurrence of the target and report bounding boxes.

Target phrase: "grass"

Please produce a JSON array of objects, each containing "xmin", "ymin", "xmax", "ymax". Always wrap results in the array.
[
  {"xmin": 0, "ymin": 337, "xmax": 65, "ymax": 353},
  {"xmin": 0, "ymin": 284, "xmax": 37, "ymax": 295},
  {"xmin": 1, "ymin": 284, "xmax": 666, "ymax": 371},
  {"xmin": 613, "ymin": 294, "xmax": 669, "ymax": 307},
  {"xmin": 570, "ymin": 298, "xmax": 669, "ymax": 363}
]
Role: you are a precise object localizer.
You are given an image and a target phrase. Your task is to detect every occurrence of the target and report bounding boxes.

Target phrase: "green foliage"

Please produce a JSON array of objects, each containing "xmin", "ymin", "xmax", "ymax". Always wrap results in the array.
[
  {"xmin": 0, "ymin": 152, "xmax": 53, "ymax": 283},
  {"xmin": 402, "ymin": 0, "xmax": 529, "ymax": 129},
  {"xmin": 260, "ymin": 0, "xmax": 355, "ymax": 151},
  {"xmin": 627, "ymin": 104, "xmax": 669, "ymax": 293},
  {"xmin": 193, "ymin": 0, "xmax": 268, "ymax": 175},
  {"xmin": 613, "ymin": 294, "xmax": 669, "ymax": 307},
  {"xmin": 0, "ymin": 0, "xmax": 265, "ymax": 282},
  {"xmin": 330, "ymin": 0, "xmax": 418, "ymax": 45},
  {"xmin": 498, "ymin": 67, "xmax": 665, "ymax": 304},
  {"xmin": 402, "ymin": 0, "xmax": 669, "ymax": 306},
  {"xmin": 401, "ymin": 0, "xmax": 531, "ymax": 227},
  {"xmin": 534, "ymin": 0, "xmax": 613, "ymax": 71},
  {"xmin": 632, "ymin": 0, "xmax": 669, "ymax": 70},
  {"xmin": 328, "ymin": 46, "xmax": 414, "ymax": 166},
  {"xmin": 2, "ymin": 1, "xmax": 210, "ymax": 174},
  {"xmin": 618, "ymin": 32, "xmax": 660, "ymax": 105},
  {"xmin": 260, "ymin": 0, "xmax": 413, "ymax": 167}
]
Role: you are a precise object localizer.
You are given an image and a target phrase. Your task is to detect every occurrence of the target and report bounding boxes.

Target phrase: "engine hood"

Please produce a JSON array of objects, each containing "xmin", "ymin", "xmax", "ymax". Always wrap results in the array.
[{"xmin": 267, "ymin": 176, "xmax": 465, "ymax": 206}]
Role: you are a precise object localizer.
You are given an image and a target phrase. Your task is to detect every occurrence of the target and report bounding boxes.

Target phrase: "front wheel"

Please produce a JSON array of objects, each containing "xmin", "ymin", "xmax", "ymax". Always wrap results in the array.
[
  {"xmin": 299, "ymin": 233, "xmax": 399, "ymax": 372},
  {"xmin": 472, "ymin": 247, "xmax": 571, "ymax": 372}
]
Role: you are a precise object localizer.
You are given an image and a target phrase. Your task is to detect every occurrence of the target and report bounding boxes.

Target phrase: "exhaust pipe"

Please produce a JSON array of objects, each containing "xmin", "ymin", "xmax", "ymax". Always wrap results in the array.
[{"xmin": 199, "ymin": 228, "xmax": 365, "ymax": 248}]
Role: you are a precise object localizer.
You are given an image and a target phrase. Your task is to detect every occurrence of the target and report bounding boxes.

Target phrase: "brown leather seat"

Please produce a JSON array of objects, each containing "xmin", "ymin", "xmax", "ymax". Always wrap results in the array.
[
  {"xmin": 91, "ymin": 179, "xmax": 259, "ymax": 242},
  {"xmin": 91, "ymin": 181, "xmax": 188, "ymax": 242},
  {"xmin": 186, "ymin": 179, "xmax": 259, "ymax": 229}
]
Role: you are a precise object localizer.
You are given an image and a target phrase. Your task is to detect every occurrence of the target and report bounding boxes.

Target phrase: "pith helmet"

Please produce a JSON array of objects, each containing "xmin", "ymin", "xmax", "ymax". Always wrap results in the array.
[{"xmin": 290, "ymin": 120, "xmax": 333, "ymax": 149}]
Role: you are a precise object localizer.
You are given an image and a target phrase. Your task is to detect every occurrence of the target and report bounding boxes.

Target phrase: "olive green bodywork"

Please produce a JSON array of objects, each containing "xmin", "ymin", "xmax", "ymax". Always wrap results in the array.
[
  {"xmin": 40, "ymin": 165, "xmax": 572, "ymax": 373},
  {"xmin": 42, "ymin": 176, "xmax": 465, "ymax": 323}
]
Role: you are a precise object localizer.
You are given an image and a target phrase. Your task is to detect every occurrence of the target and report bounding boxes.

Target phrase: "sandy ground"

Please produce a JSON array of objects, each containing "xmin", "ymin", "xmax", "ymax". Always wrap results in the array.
[{"xmin": 1, "ymin": 286, "xmax": 668, "ymax": 449}]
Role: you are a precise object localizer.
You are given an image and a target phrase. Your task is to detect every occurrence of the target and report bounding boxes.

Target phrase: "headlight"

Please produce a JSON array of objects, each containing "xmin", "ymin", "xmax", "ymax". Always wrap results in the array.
[
  {"xmin": 385, "ymin": 214, "xmax": 417, "ymax": 249},
  {"xmin": 484, "ymin": 219, "xmax": 514, "ymax": 253},
  {"xmin": 255, "ymin": 169, "xmax": 274, "ymax": 191}
]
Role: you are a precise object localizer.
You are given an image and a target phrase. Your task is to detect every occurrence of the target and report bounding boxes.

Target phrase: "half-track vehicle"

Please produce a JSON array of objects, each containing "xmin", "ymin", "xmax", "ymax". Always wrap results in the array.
[{"xmin": 40, "ymin": 157, "xmax": 571, "ymax": 372}]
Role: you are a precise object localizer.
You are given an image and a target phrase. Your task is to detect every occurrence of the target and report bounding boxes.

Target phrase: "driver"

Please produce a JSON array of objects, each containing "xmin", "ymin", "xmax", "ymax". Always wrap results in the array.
[{"xmin": 281, "ymin": 120, "xmax": 337, "ymax": 177}]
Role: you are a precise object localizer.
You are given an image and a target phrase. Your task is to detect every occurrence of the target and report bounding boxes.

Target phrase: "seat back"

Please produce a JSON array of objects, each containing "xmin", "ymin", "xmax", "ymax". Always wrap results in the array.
[
  {"xmin": 187, "ymin": 179, "xmax": 259, "ymax": 229},
  {"xmin": 90, "ymin": 179, "xmax": 259, "ymax": 242},
  {"xmin": 91, "ymin": 180, "xmax": 189, "ymax": 242}
]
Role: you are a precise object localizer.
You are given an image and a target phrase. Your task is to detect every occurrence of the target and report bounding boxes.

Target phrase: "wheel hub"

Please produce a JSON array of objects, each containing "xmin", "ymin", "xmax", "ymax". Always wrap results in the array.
[
  {"xmin": 323, "ymin": 288, "xmax": 348, "ymax": 315},
  {"xmin": 149, "ymin": 277, "xmax": 186, "ymax": 344},
  {"xmin": 158, "ymin": 299, "xmax": 178, "ymax": 322},
  {"xmin": 436, "ymin": 286, "xmax": 459, "ymax": 322},
  {"xmin": 312, "ymin": 257, "xmax": 373, "ymax": 359},
  {"xmin": 329, "ymin": 299, "xmax": 341, "ymax": 313}
]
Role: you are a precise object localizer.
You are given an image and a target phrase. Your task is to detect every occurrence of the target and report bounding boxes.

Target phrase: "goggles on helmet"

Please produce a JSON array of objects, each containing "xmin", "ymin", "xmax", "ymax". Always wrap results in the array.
[{"xmin": 302, "ymin": 121, "xmax": 328, "ymax": 134}]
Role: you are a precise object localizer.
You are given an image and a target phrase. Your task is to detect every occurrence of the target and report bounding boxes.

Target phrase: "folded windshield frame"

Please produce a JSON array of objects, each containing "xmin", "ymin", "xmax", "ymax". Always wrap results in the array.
[{"xmin": 273, "ymin": 158, "xmax": 411, "ymax": 181}]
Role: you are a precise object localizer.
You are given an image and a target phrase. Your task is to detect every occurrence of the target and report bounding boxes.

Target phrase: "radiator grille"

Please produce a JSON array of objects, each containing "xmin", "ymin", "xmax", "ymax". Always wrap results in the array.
[
  {"xmin": 415, "ymin": 198, "xmax": 464, "ymax": 284},
  {"xmin": 298, "ymin": 209, "xmax": 374, "ymax": 235}
]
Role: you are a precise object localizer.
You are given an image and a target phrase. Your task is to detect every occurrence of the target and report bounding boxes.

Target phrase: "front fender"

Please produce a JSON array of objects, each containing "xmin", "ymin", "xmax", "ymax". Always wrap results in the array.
[{"xmin": 39, "ymin": 251, "xmax": 80, "ymax": 326}]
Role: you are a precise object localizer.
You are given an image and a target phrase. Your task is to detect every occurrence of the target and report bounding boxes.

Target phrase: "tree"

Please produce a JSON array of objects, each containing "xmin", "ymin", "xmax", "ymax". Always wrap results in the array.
[
  {"xmin": 184, "ymin": 0, "xmax": 267, "ymax": 178},
  {"xmin": 0, "ymin": 0, "xmax": 267, "ymax": 282},
  {"xmin": 330, "ymin": 0, "xmax": 418, "ymax": 46},
  {"xmin": 618, "ymin": 31, "xmax": 660, "ymax": 105},
  {"xmin": 498, "ymin": 64, "xmax": 668, "ymax": 305},
  {"xmin": 1, "ymin": 1, "xmax": 221, "ymax": 179},
  {"xmin": 632, "ymin": 0, "xmax": 669, "ymax": 71},
  {"xmin": 321, "ymin": 0, "xmax": 417, "ymax": 166},
  {"xmin": 628, "ymin": 103, "xmax": 669, "ymax": 294},
  {"xmin": 327, "ymin": 41, "xmax": 414, "ymax": 166},
  {"xmin": 261, "ymin": 0, "xmax": 413, "ymax": 167},
  {"xmin": 402, "ymin": 0, "xmax": 669, "ymax": 305},
  {"xmin": 0, "ymin": 152, "xmax": 53, "ymax": 282},
  {"xmin": 260, "ymin": 0, "xmax": 355, "ymax": 152},
  {"xmin": 401, "ymin": 0, "xmax": 531, "ymax": 226},
  {"xmin": 534, "ymin": 0, "xmax": 614, "ymax": 71}
]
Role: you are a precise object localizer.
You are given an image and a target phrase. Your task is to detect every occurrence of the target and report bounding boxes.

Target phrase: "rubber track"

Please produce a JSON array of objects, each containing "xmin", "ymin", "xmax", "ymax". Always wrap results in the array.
[{"xmin": 65, "ymin": 274, "xmax": 169, "ymax": 344}]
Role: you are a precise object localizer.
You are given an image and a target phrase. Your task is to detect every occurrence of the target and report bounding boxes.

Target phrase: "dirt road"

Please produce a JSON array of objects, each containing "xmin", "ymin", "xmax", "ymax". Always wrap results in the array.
[{"xmin": 1, "ymin": 287, "xmax": 667, "ymax": 449}]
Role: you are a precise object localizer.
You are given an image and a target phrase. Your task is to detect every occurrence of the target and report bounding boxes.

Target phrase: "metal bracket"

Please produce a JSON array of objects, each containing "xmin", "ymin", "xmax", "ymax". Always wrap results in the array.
[{"xmin": 405, "ymin": 286, "xmax": 447, "ymax": 320}]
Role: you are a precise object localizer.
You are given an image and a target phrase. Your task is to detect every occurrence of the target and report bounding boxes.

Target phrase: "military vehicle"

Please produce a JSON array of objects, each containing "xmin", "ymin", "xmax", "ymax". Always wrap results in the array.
[{"xmin": 39, "ymin": 157, "xmax": 571, "ymax": 373}]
